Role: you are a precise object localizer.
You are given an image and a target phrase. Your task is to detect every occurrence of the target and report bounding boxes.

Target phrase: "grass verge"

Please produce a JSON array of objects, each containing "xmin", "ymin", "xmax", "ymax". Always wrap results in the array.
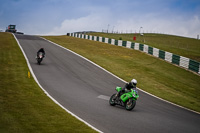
[
  {"xmin": 0, "ymin": 32, "xmax": 97, "ymax": 133},
  {"xmin": 86, "ymin": 33, "xmax": 200, "ymax": 62},
  {"xmin": 43, "ymin": 35, "xmax": 200, "ymax": 113}
]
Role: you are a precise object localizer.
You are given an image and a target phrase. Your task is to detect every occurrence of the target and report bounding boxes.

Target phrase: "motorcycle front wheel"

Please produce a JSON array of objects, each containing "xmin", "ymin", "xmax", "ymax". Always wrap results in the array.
[
  {"xmin": 37, "ymin": 58, "xmax": 42, "ymax": 65},
  {"xmin": 109, "ymin": 94, "xmax": 117, "ymax": 106},
  {"xmin": 125, "ymin": 98, "xmax": 136, "ymax": 111}
]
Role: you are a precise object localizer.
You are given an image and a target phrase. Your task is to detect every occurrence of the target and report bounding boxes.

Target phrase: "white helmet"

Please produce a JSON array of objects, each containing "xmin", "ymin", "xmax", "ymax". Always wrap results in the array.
[{"xmin": 131, "ymin": 79, "xmax": 137, "ymax": 86}]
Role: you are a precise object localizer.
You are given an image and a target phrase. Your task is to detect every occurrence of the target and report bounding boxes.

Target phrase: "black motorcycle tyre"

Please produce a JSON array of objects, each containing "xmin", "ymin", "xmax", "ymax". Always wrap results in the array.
[
  {"xmin": 37, "ymin": 58, "xmax": 42, "ymax": 65},
  {"xmin": 125, "ymin": 98, "xmax": 136, "ymax": 111},
  {"xmin": 109, "ymin": 94, "xmax": 117, "ymax": 106}
]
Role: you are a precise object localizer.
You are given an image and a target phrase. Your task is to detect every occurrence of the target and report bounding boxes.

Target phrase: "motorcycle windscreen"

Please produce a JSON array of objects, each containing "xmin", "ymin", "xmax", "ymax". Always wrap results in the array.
[{"xmin": 116, "ymin": 87, "xmax": 122, "ymax": 92}]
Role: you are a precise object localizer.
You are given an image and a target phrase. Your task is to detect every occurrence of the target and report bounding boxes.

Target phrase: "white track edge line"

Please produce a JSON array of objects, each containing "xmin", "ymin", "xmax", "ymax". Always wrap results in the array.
[
  {"xmin": 42, "ymin": 37, "xmax": 200, "ymax": 115},
  {"xmin": 13, "ymin": 34, "xmax": 103, "ymax": 133}
]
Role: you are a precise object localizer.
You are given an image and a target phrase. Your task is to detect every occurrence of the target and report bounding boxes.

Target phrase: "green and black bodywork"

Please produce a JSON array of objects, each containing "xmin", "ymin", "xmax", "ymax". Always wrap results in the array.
[{"xmin": 109, "ymin": 87, "xmax": 139, "ymax": 111}]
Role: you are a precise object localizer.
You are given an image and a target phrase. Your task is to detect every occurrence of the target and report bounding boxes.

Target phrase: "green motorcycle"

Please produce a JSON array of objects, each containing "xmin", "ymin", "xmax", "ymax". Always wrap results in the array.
[{"xmin": 109, "ymin": 87, "xmax": 139, "ymax": 111}]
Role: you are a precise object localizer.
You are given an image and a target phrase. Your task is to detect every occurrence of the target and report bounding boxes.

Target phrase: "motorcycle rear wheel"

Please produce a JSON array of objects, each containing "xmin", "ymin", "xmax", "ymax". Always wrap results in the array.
[{"xmin": 125, "ymin": 99, "xmax": 136, "ymax": 111}]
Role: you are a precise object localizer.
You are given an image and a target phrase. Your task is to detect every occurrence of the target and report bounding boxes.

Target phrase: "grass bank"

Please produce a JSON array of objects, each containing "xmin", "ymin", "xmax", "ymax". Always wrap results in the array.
[
  {"xmin": 43, "ymin": 35, "xmax": 200, "ymax": 113},
  {"xmin": 0, "ymin": 32, "xmax": 97, "ymax": 133},
  {"xmin": 87, "ymin": 33, "xmax": 200, "ymax": 62}
]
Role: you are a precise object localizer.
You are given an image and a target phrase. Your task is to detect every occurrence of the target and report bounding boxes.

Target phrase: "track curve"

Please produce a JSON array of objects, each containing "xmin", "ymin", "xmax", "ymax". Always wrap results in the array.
[{"xmin": 15, "ymin": 34, "xmax": 200, "ymax": 133}]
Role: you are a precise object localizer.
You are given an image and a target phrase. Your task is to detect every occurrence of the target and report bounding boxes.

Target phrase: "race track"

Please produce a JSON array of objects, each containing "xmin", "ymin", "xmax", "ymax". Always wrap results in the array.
[{"xmin": 15, "ymin": 34, "xmax": 200, "ymax": 133}]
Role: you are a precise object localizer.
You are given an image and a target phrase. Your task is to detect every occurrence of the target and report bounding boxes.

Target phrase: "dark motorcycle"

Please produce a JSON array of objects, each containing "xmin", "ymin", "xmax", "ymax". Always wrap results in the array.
[{"xmin": 36, "ymin": 52, "xmax": 44, "ymax": 65}]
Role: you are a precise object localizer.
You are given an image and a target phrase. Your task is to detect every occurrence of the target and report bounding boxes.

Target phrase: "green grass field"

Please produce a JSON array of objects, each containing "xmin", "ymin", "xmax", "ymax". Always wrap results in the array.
[
  {"xmin": 0, "ymin": 32, "xmax": 97, "ymax": 133},
  {"xmin": 43, "ymin": 35, "xmax": 200, "ymax": 113},
  {"xmin": 86, "ymin": 33, "xmax": 200, "ymax": 62}
]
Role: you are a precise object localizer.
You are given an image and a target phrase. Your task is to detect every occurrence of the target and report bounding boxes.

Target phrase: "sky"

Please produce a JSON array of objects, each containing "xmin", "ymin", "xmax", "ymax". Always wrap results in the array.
[{"xmin": 0, "ymin": 0, "xmax": 200, "ymax": 38}]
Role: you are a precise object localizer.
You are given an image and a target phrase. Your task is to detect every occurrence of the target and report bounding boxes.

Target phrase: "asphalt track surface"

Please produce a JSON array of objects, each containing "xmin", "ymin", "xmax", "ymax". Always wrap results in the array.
[{"xmin": 15, "ymin": 34, "xmax": 200, "ymax": 133}]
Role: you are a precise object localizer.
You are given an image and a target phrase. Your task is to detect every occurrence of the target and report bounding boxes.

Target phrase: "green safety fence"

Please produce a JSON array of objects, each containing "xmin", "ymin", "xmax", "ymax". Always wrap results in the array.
[
  {"xmin": 148, "ymin": 47, "xmax": 153, "ymax": 55},
  {"xmin": 102, "ymin": 37, "xmax": 105, "ymax": 43},
  {"xmin": 189, "ymin": 59, "xmax": 200, "ymax": 73},
  {"xmin": 122, "ymin": 41, "xmax": 127, "ymax": 47},
  {"xmin": 172, "ymin": 54, "xmax": 180, "ymax": 65},
  {"xmin": 131, "ymin": 42, "xmax": 135, "ymax": 49},
  {"xmin": 159, "ymin": 50, "xmax": 165, "ymax": 60},
  {"xmin": 108, "ymin": 38, "xmax": 112, "ymax": 44},
  {"xmin": 139, "ymin": 44, "xmax": 144, "ymax": 51}
]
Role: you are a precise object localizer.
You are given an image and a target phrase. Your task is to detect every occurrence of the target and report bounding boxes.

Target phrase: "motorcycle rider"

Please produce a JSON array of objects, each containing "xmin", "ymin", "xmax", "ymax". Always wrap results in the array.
[
  {"xmin": 37, "ymin": 48, "xmax": 45, "ymax": 58},
  {"xmin": 116, "ymin": 79, "xmax": 137, "ymax": 98}
]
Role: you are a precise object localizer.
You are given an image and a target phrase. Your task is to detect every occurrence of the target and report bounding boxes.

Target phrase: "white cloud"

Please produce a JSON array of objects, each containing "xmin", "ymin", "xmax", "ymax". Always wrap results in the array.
[
  {"xmin": 46, "ymin": 6, "xmax": 200, "ymax": 38},
  {"xmin": 47, "ymin": 13, "xmax": 110, "ymax": 35}
]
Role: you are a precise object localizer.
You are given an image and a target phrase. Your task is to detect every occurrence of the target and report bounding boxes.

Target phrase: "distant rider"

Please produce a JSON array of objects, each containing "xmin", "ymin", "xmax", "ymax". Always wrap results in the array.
[
  {"xmin": 116, "ymin": 79, "xmax": 138, "ymax": 98},
  {"xmin": 37, "ymin": 48, "xmax": 45, "ymax": 58}
]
